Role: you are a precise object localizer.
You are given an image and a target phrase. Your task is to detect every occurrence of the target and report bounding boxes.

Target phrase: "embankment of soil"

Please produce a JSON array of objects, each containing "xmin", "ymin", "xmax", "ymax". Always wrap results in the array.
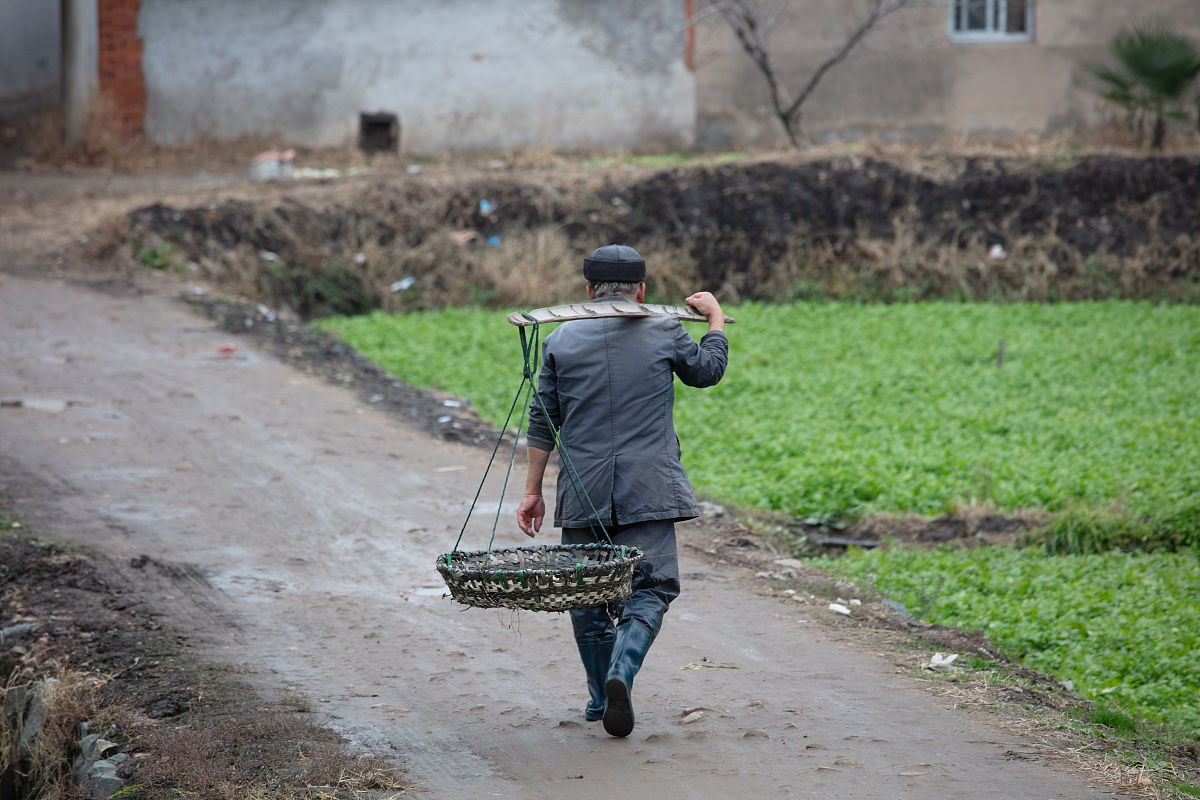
[{"xmin": 102, "ymin": 154, "xmax": 1200, "ymax": 319}]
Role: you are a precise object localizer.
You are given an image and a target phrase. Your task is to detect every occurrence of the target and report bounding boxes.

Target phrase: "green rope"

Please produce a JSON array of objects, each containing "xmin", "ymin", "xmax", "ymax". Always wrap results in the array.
[{"xmin": 451, "ymin": 315, "xmax": 612, "ymax": 557}]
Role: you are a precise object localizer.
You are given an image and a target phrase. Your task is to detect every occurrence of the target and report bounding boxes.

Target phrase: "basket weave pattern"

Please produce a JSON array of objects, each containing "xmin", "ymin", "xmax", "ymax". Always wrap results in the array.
[{"xmin": 437, "ymin": 543, "xmax": 643, "ymax": 611}]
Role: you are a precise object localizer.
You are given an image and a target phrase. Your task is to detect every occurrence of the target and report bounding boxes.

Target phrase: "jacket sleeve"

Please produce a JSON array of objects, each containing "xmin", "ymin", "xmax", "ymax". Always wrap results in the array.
[
  {"xmin": 526, "ymin": 348, "xmax": 560, "ymax": 451},
  {"xmin": 671, "ymin": 327, "xmax": 728, "ymax": 388}
]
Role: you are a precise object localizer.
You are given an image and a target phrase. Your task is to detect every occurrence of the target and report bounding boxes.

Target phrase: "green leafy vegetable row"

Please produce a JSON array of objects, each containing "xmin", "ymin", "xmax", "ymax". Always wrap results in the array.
[{"xmin": 321, "ymin": 301, "xmax": 1200, "ymax": 544}]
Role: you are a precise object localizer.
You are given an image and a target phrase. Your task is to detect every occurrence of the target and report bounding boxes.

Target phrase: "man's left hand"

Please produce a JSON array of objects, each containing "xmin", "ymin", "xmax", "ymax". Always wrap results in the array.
[{"xmin": 517, "ymin": 493, "xmax": 545, "ymax": 537}]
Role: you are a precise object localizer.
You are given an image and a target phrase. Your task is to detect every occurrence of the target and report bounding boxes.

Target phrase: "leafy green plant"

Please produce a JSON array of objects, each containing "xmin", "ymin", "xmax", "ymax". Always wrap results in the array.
[
  {"xmin": 1091, "ymin": 21, "xmax": 1200, "ymax": 149},
  {"xmin": 1092, "ymin": 709, "xmax": 1138, "ymax": 735},
  {"xmin": 135, "ymin": 242, "xmax": 184, "ymax": 274},
  {"xmin": 821, "ymin": 543, "xmax": 1200, "ymax": 735}
]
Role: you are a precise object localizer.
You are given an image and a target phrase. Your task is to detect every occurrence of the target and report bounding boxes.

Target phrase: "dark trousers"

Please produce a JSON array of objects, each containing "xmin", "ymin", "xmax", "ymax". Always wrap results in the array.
[{"xmin": 561, "ymin": 518, "xmax": 680, "ymax": 641}]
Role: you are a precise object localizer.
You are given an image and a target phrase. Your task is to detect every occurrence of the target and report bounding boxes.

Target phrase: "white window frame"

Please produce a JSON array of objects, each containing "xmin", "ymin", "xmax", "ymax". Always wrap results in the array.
[{"xmin": 948, "ymin": 0, "xmax": 1034, "ymax": 43}]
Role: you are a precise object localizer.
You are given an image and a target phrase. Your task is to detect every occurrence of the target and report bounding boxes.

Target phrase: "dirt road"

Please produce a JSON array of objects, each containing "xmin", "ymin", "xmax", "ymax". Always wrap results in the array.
[{"xmin": 0, "ymin": 266, "xmax": 1128, "ymax": 798}]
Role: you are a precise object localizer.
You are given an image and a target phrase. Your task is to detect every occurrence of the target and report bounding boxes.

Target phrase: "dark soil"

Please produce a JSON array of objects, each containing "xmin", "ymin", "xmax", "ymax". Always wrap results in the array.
[{"xmin": 0, "ymin": 530, "xmax": 406, "ymax": 800}]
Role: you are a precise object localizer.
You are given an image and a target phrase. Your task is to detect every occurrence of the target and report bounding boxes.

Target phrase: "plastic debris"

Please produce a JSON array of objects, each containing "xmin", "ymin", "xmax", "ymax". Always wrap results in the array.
[
  {"xmin": 828, "ymin": 603, "xmax": 852, "ymax": 615},
  {"xmin": 405, "ymin": 164, "xmax": 422, "ymax": 175},
  {"xmin": 354, "ymin": 252, "xmax": 367, "ymax": 265},
  {"xmin": 988, "ymin": 243, "xmax": 1007, "ymax": 260},
  {"xmin": 928, "ymin": 652, "xmax": 959, "ymax": 670},
  {"xmin": 437, "ymin": 415, "xmax": 452, "ymax": 424},
  {"xmin": 258, "ymin": 250, "xmax": 279, "ymax": 262},
  {"xmin": 441, "ymin": 399, "xmax": 462, "ymax": 408},
  {"xmin": 248, "ymin": 149, "xmax": 295, "ymax": 182},
  {"xmin": 390, "ymin": 276, "xmax": 415, "ymax": 292},
  {"xmin": 479, "ymin": 199, "xmax": 494, "ymax": 214},
  {"xmin": 485, "ymin": 235, "xmax": 501, "ymax": 247}
]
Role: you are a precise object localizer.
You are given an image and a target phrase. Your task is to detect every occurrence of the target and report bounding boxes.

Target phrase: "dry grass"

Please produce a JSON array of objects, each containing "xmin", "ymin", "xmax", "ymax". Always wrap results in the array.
[{"xmin": 1, "ymin": 661, "xmax": 103, "ymax": 800}]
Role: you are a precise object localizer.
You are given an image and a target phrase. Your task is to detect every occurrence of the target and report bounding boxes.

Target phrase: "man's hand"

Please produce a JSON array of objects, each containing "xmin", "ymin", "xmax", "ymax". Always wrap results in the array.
[
  {"xmin": 517, "ymin": 493, "xmax": 545, "ymax": 537},
  {"xmin": 686, "ymin": 291, "xmax": 725, "ymax": 333}
]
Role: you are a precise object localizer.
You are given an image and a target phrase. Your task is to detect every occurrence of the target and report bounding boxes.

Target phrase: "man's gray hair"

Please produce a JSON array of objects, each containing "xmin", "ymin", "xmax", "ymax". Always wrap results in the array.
[{"xmin": 589, "ymin": 280, "xmax": 642, "ymax": 299}]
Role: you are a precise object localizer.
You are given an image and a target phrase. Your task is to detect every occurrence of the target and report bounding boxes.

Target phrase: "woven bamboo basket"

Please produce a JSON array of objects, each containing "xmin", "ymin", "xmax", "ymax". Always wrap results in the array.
[{"xmin": 436, "ymin": 543, "xmax": 643, "ymax": 612}]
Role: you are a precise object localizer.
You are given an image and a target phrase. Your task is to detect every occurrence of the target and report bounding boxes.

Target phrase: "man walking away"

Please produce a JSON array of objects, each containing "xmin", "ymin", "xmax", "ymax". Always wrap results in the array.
[{"xmin": 517, "ymin": 244, "xmax": 728, "ymax": 737}]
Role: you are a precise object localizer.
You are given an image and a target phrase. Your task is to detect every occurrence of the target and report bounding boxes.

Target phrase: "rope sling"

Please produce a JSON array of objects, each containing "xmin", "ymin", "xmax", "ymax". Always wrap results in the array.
[{"xmin": 436, "ymin": 314, "xmax": 642, "ymax": 612}]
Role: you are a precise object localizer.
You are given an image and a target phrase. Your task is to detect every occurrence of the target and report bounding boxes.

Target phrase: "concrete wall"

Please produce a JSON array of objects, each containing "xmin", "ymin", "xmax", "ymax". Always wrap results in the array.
[
  {"xmin": 0, "ymin": 0, "xmax": 62, "ymax": 121},
  {"xmin": 139, "ymin": 0, "xmax": 696, "ymax": 152},
  {"xmin": 695, "ymin": 0, "xmax": 1200, "ymax": 149}
]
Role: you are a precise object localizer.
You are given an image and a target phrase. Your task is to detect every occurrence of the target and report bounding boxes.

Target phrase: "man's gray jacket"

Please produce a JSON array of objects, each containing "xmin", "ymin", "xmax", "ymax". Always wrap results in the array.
[{"xmin": 526, "ymin": 311, "xmax": 728, "ymax": 528}]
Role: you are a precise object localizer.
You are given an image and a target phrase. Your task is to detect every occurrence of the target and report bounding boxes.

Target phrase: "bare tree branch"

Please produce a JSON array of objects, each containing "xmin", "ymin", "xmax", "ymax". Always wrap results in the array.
[{"xmin": 700, "ymin": 0, "xmax": 911, "ymax": 147}]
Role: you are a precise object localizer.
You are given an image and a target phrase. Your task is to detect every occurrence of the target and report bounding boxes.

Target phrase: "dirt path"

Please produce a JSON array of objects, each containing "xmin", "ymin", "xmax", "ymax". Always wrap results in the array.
[{"xmin": 0, "ymin": 268, "xmax": 1130, "ymax": 799}]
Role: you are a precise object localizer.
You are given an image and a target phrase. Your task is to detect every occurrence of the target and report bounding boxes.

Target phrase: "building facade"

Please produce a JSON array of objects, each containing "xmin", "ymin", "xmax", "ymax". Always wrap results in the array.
[{"xmin": 4, "ymin": 0, "xmax": 1199, "ymax": 151}]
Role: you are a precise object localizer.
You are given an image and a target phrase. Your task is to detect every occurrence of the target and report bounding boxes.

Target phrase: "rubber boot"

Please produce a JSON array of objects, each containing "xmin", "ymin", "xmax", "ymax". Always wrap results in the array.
[
  {"xmin": 602, "ymin": 618, "xmax": 656, "ymax": 737},
  {"xmin": 576, "ymin": 637, "xmax": 614, "ymax": 721}
]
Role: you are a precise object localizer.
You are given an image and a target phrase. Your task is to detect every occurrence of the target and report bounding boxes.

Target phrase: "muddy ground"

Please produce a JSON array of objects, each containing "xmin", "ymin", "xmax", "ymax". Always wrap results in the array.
[{"xmin": 1, "ymin": 157, "xmax": 1191, "ymax": 799}]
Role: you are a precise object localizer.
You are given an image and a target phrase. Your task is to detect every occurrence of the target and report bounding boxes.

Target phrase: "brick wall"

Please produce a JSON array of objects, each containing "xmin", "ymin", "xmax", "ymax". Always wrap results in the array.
[{"xmin": 98, "ymin": 0, "xmax": 145, "ymax": 136}]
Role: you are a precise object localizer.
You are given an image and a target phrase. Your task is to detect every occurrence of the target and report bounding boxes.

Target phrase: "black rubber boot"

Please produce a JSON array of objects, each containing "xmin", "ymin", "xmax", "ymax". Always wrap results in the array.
[
  {"xmin": 602, "ymin": 618, "xmax": 656, "ymax": 737},
  {"xmin": 576, "ymin": 637, "xmax": 615, "ymax": 721}
]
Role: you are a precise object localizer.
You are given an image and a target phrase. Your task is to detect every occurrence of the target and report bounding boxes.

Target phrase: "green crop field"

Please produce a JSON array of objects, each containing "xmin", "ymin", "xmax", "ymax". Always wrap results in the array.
[{"xmin": 321, "ymin": 301, "xmax": 1200, "ymax": 535}]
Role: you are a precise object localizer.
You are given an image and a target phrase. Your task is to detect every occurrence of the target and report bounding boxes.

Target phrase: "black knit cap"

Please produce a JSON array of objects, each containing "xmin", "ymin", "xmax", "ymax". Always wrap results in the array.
[{"xmin": 583, "ymin": 244, "xmax": 646, "ymax": 282}]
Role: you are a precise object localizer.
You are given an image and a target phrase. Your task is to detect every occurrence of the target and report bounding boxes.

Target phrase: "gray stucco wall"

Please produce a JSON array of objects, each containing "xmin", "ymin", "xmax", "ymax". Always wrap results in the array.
[
  {"xmin": 140, "ymin": 0, "xmax": 695, "ymax": 151},
  {"xmin": 0, "ymin": 0, "xmax": 62, "ymax": 121}
]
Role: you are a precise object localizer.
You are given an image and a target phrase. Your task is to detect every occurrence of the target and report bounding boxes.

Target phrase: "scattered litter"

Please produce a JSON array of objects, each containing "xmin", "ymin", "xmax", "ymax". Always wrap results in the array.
[
  {"xmin": 433, "ymin": 465, "xmax": 466, "ymax": 472},
  {"xmin": 354, "ymin": 252, "xmax": 367, "ymax": 265},
  {"xmin": 218, "ymin": 344, "xmax": 237, "ymax": 359},
  {"xmin": 479, "ymin": 199, "xmax": 494, "ymax": 214},
  {"xmin": 368, "ymin": 394, "xmax": 384, "ymax": 404},
  {"xmin": 927, "ymin": 652, "xmax": 959, "ymax": 670},
  {"xmin": 248, "ymin": 149, "xmax": 295, "ymax": 182},
  {"xmin": 680, "ymin": 710, "xmax": 705, "ymax": 724},
  {"xmin": 442, "ymin": 399, "xmax": 462, "ymax": 408},
  {"xmin": 258, "ymin": 250, "xmax": 279, "ymax": 262},
  {"xmin": 828, "ymin": 603, "xmax": 852, "ymax": 616},
  {"xmin": 188, "ymin": 286, "xmax": 208, "ymax": 296},
  {"xmin": 773, "ymin": 557, "xmax": 806, "ymax": 571},
  {"xmin": 255, "ymin": 304, "xmax": 275, "ymax": 322},
  {"xmin": 450, "ymin": 230, "xmax": 477, "ymax": 245},
  {"xmin": 882, "ymin": 599, "xmax": 913, "ymax": 619},
  {"xmin": 13, "ymin": 398, "xmax": 70, "ymax": 413},
  {"xmin": 405, "ymin": 164, "xmax": 422, "ymax": 174},
  {"xmin": 485, "ymin": 235, "xmax": 501, "ymax": 247},
  {"xmin": 437, "ymin": 415, "xmax": 452, "ymax": 424},
  {"xmin": 390, "ymin": 276, "xmax": 415, "ymax": 292},
  {"xmin": 988, "ymin": 243, "xmax": 1007, "ymax": 260},
  {"xmin": 849, "ymin": 598, "xmax": 862, "ymax": 607},
  {"xmin": 1059, "ymin": 679, "xmax": 1075, "ymax": 692},
  {"xmin": 681, "ymin": 657, "xmax": 738, "ymax": 670},
  {"xmin": 292, "ymin": 167, "xmax": 342, "ymax": 180},
  {"xmin": 782, "ymin": 589, "xmax": 796, "ymax": 596}
]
